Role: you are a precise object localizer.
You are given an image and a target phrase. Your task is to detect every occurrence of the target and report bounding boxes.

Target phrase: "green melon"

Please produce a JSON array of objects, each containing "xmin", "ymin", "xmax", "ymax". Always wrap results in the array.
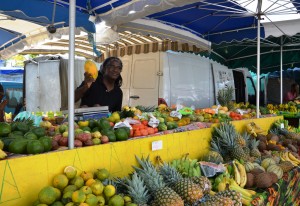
[
  {"xmin": 201, "ymin": 151, "xmax": 224, "ymax": 164},
  {"xmin": 267, "ymin": 164, "xmax": 283, "ymax": 179},
  {"xmin": 244, "ymin": 162, "xmax": 255, "ymax": 172},
  {"xmin": 261, "ymin": 158, "xmax": 276, "ymax": 170}
]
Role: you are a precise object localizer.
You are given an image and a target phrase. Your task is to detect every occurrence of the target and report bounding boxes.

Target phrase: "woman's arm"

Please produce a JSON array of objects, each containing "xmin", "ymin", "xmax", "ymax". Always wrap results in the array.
[{"xmin": 75, "ymin": 73, "xmax": 95, "ymax": 103}]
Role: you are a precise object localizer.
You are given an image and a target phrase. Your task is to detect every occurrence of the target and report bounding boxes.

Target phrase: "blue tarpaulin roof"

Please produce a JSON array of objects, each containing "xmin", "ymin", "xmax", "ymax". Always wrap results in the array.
[{"xmin": 0, "ymin": 0, "xmax": 300, "ymax": 52}]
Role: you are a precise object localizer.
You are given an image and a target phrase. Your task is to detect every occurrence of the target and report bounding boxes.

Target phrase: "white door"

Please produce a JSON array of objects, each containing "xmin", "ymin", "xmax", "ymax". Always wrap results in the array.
[
  {"xmin": 119, "ymin": 55, "xmax": 132, "ymax": 107},
  {"xmin": 129, "ymin": 52, "xmax": 160, "ymax": 107}
]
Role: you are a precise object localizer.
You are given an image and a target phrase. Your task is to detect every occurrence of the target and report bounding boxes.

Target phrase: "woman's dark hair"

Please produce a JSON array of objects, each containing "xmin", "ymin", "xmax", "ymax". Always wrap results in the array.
[{"xmin": 100, "ymin": 57, "xmax": 123, "ymax": 87}]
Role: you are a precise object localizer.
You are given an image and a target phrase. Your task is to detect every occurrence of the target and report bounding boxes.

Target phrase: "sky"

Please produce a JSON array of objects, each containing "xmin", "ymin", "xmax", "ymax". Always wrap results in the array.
[{"xmin": 235, "ymin": 0, "xmax": 300, "ymax": 23}]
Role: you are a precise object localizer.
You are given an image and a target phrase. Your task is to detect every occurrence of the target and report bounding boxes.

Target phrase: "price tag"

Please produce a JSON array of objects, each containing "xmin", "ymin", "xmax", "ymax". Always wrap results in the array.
[
  {"xmin": 280, "ymin": 123, "xmax": 284, "ymax": 129},
  {"xmin": 152, "ymin": 140, "xmax": 163, "ymax": 151}
]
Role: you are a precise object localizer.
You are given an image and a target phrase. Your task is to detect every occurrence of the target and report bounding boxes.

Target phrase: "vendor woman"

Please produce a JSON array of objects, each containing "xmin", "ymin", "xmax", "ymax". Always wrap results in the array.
[{"xmin": 75, "ymin": 57, "xmax": 123, "ymax": 112}]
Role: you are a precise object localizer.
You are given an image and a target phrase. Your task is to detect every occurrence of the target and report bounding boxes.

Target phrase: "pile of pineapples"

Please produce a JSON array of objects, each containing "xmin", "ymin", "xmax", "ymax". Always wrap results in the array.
[
  {"xmin": 114, "ymin": 156, "xmax": 242, "ymax": 206},
  {"xmin": 210, "ymin": 122, "xmax": 261, "ymax": 163}
]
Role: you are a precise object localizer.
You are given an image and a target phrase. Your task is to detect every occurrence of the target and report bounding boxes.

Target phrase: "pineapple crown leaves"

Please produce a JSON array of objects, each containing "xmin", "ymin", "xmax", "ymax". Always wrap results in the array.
[
  {"xmin": 217, "ymin": 86, "xmax": 234, "ymax": 106},
  {"xmin": 112, "ymin": 177, "xmax": 129, "ymax": 195},
  {"xmin": 116, "ymin": 172, "xmax": 150, "ymax": 205},
  {"xmin": 249, "ymin": 138, "xmax": 259, "ymax": 150},
  {"xmin": 133, "ymin": 155, "xmax": 166, "ymax": 192},
  {"xmin": 159, "ymin": 163, "xmax": 183, "ymax": 186}
]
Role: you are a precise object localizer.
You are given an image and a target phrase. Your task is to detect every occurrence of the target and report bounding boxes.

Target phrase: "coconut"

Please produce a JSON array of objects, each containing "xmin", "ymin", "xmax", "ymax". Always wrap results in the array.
[
  {"xmin": 250, "ymin": 168, "xmax": 265, "ymax": 177},
  {"xmin": 258, "ymin": 141, "xmax": 267, "ymax": 152},
  {"xmin": 267, "ymin": 172, "xmax": 278, "ymax": 184},
  {"xmin": 255, "ymin": 172, "xmax": 273, "ymax": 188},
  {"xmin": 266, "ymin": 133, "xmax": 277, "ymax": 141},
  {"xmin": 245, "ymin": 173, "xmax": 255, "ymax": 188},
  {"xmin": 270, "ymin": 135, "xmax": 280, "ymax": 142},
  {"xmin": 257, "ymin": 134, "xmax": 267, "ymax": 142},
  {"xmin": 282, "ymin": 139, "xmax": 293, "ymax": 147},
  {"xmin": 266, "ymin": 143, "xmax": 280, "ymax": 151}
]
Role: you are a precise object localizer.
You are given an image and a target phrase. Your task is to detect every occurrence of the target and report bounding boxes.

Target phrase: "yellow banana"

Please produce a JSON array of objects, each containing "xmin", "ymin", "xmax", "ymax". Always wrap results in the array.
[
  {"xmin": 232, "ymin": 160, "xmax": 241, "ymax": 186},
  {"xmin": 288, "ymin": 152, "xmax": 300, "ymax": 165},
  {"xmin": 246, "ymin": 123, "xmax": 257, "ymax": 137},
  {"xmin": 283, "ymin": 152, "xmax": 298, "ymax": 166},
  {"xmin": 235, "ymin": 161, "xmax": 247, "ymax": 188},
  {"xmin": 244, "ymin": 189, "xmax": 256, "ymax": 196}
]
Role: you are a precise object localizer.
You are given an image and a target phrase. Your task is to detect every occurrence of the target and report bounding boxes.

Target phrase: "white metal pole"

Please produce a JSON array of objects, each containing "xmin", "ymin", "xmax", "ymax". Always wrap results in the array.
[
  {"xmin": 280, "ymin": 37, "xmax": 283, "ymax": 104},
  {"xmin": 68, "ymin": 0, "xmax": 75, "ymax": 149},
  {"xmin": 256, "ymin": 18, "xmax": 261, "ymax": 118}
]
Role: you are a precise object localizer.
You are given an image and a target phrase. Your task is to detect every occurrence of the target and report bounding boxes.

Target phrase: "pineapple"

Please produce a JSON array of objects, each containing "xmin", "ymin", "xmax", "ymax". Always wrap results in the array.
[
  {"xmin": 217, "ymin": 86, "xmax": 235, "ymax": 110},
  {"xmin": 249, "ymin": 139, "xmax": 261, "ymax": 158},
  {"xmin": 236, "ymin": 134, "xmax": 246, "ymax": 147},
  {"xmin": 159, "ymin": 163, "xmax": 203, "ymax": 205},
  {"xmin": 118, "ymin": 172, "xmax": 150, "ymax": 205},
  {"xmin": 204, "ymin": 190, "xmax": 242, "ymax": 206},
  {"xmin": 191, "ymin": 176, "xmax": 211, "ymax": 194},
  {"xmin": 134, "ymin": 156, "xmax": 184, "ymax": 206},
  {"xmin": 242, "ymin": 133, "xmax": 251, "ymax": 156},
  {"xmin": 199, "ymin": 197, "xmax": 234, "ymax": 206},
  {"xmin": 218, "ymin": 123, "xmax": 249, "ymax": 161}
]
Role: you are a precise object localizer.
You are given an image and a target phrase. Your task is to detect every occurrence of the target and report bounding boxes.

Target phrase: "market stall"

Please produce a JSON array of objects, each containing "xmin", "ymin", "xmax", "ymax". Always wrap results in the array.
[{"xmin": 0, "ymin": 116, "xmax": 284, "ymax": 206}]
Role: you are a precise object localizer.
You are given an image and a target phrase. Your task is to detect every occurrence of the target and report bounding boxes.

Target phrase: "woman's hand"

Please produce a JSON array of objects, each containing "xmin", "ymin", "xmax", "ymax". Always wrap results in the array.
[{"xmin": 84, "ymin": 72, "xmax": 95, "ymax": 88}]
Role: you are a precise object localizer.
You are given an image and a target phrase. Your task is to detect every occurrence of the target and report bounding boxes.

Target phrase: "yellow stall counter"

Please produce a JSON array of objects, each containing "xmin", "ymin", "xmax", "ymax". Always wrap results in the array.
[{"xmin": 0, "ymin": 116, "xmax": 282, "ymax": 206}]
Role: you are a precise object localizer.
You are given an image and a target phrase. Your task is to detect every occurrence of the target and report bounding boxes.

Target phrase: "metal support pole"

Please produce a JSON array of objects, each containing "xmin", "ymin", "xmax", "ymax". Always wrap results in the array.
[
  {"xmin": 68, "ymin": 0, "xmax": 75, "ymax": 149},
  {"xmin": 256, "ymin": 18, "xmax": 261, "ymax": 118},
  {"xmin": 256, "ymin": 0, "xmax": 262, "ymax": 119},
  {"xmin": 280, "ymin": 37, "xmax": 283, "ymax": 104}
]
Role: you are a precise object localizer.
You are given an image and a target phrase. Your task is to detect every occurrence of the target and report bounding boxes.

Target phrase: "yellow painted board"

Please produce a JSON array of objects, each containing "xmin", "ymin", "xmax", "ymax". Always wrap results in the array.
[{"xmin": 0, "ymin": 116, "xmax": 282, "ymax": 206}]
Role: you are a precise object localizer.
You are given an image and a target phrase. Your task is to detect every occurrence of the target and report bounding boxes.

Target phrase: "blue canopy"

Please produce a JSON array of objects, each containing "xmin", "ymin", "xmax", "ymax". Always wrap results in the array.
[
  {"xmin": 1, "ymin": 0, "xmax": 300, "ymax": 51},
  {"xmin": 0, "ymin": 0, "xmax": 95, "ymax": 33},
  {"xmin": 0, "ymin": 28, "xmax": 23, "ymax": 47},
  {"xmin": 147, "ymin": 0, "xmax": 264, "ymax": 43}
]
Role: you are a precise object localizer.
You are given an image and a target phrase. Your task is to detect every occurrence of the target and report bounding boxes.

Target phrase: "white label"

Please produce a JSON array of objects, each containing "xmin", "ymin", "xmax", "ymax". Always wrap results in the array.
[
  {"xmin": 152, "ymin": 140, "xmax": 163, "ymax": 151},
  {"xmin": 281, "ymin": 123, "xmax": 284, "ymax": 129}
]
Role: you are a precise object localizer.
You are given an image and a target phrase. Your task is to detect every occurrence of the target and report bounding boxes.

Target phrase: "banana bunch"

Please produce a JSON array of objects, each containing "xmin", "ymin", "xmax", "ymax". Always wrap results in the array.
[
  {"xmin": 273, "ymin": 119, "xmax": 289, "ymax": 129},
  {"xmin": 231, "ymin": 160, "xmax": 247, "ymax": 188},
  {"xmin": 170, "ymin": 155, "xmax": 201, "ymax": 177},
  {"xmin": 280, "ymin": 151, "xmax": 300, "ymax": 166},
  {"xmin": 246, "ymin": 122, "xmax": 266, "ymax": 137},
  {"xmin": 215, "ymin": 171, "xmax": 256, "ymax": 206}
]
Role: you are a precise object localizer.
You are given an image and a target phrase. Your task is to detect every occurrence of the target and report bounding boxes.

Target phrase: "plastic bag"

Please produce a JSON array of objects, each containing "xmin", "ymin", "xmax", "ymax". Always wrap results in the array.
[
  {"xmin": 199, "ymin": 161, "xmax": 226, "ymax": 177},
  {"xmin": 114, "ymin": 120, "xmax": 132, "ymax": 129},
  {"xmin": 170, "ymin": 111, "xmax": 182, "ymax": 119},
  {"xmin": 148, "ymin": 113, "xmax": 160, "ymax": 128}
]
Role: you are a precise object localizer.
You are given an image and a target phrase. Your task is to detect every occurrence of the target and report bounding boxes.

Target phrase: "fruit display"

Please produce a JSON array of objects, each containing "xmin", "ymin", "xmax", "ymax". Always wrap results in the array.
[{"xmin": 34, "ymin": 165, "xmax": 136, "ymax": 206}]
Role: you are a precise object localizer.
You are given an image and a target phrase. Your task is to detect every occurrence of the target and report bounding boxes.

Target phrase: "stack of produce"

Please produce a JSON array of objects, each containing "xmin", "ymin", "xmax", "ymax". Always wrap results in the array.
[
  {"xmin": 0, "ymin": 120, "xmax": 52, "ymax": 155},
  {"xmin": 34, "ymin": 166, "xmax": 137, "ymax": 206}
]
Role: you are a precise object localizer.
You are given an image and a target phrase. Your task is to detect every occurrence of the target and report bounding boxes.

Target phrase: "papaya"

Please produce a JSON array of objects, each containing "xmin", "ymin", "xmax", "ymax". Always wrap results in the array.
[
  {"xmin": 88, "ymin": 119, "xmax": 99, "ymax": 129},
  {"xmin": 98, "ymin": 118, "xmax": 111, "ymax": 130},
  {"xmin": 92, "ymin": 127, "xmax": 100, "ymax": 132},
  {"xmin": 114, "ymin": 128, "xmax": 128, "ymax": 141},
  {"xmin": 0, "ymin": 122, "xmax": 11, "ymax": 137},
  {"xmin": 27, "ymin": 140, "xmax": 44, "ymax": 154},
  {"xmin": 39, "ymin": 136, "xmax": 52, "ymax": 152},
  {"xmin": 101, "ymin": 128, "xmax": 113, "ymax": 136},
  {"xmin": 1, "ymin": 138, "xmax": 15, "ymax": 151},
  {"xmin": 80, "ymin": 126, "xmax": 91, "ymax": 132},
  {"xmin": 31, "ymin": 127, "xmax": 46, "ymax": 138},
  {"xmin": 9, "ymin": 138, "xmax": 28, "ymax": 154},
  {"xmin": 8, "ymin": 132, "xmax": 24, "ymax": 139},
  {"xmin": 10, "ymin": 122, "xmax": 18, "ymax": 131},
  {"xmin": 24, "ymin": 132, "xmax": 38, "ymax": 140},
  {"xmin": 84, "ymin": 60, "xmax": 98, "ymax": 80},
  {"xmin": 106, "ymin": 131, "xmax": 116, "ymax": 142},
  {"xmin": 15, "ymin": 122, "xmax": 30, "ymax": 133}
]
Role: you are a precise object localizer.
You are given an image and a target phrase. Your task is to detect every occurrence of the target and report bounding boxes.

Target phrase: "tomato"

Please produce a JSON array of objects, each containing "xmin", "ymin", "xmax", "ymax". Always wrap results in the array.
[{"xmin": 141, "ymin": 120, "xmax": 149, "ymax": 126}]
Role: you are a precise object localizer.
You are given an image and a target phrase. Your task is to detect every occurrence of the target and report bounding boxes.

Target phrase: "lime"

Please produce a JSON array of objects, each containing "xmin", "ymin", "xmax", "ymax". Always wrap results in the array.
[{"xmin": 64, "ymin": 166, "xmax": 77, "ymax": 179}]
